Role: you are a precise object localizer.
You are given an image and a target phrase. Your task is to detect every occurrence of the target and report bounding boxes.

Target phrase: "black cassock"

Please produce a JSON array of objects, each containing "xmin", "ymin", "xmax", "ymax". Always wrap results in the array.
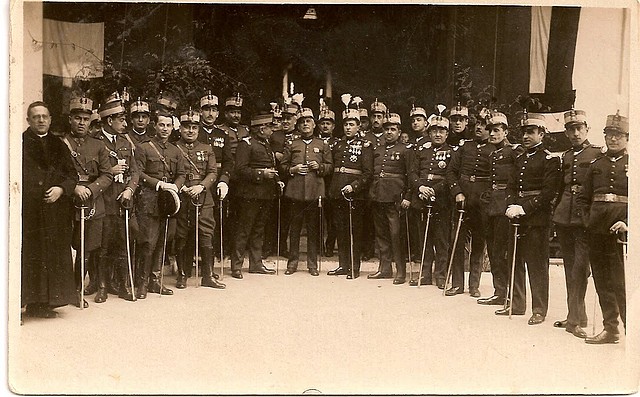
[{"xmin": 22, "ymin": 128, "xmax": 77, "ymax": 308}]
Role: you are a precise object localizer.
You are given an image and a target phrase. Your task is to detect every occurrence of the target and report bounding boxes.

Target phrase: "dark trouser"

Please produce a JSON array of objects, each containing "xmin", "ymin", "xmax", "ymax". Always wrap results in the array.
[
  {"xmin": 406, "ymin": 207, "xmax": 422, "ymax": 263},
  {"xmin": 556, "ymin": 225, "xmax": 590, "ymax": 327},
  {"xmin": 287, "ymin": 200, "xmax": 319, "ymax": 270},
  {"xmin": 373, "ymin": 202, "xmax": 404, "ymax": 275},
  {"xmin": 279, "ymin": 197, "xmax": 292, "ymax": 253},
  {"xmin": 73, "ymin": 217, "xmax": 103, "ymax": 289},
  {"xmin": 136, "ymin": 214, "xmax": 176, "ymax": 284},
  {"xmin": 334, "ymin": 198, "xmax": 364, "ymax": 272},
  {"xmin": 486, "ymin": 215, "xmax": 510, "ymax": 298},
  {"xmin": 589, "ymin": 232, "xmax": 625, "ymax": 333},
  {"xmin": 175, "ymin": 202, "xmax": 215, "ymax": 276},
  {"xmin": 98, "ymin": 214, "xmax": 133, "ymax": 289},
  {"xmin": 262, "ymin": 198, "xmax": 279, "ymax": 255},
  {"xmin": 324, "ymin": 199, "xmax": 337, "ymax": 252},
  {"xmin": 232, "ymin": 199, "xmax": 272, "ymax": 271},
  {"xmin": 362, "ymin": 200, "xmax": 376, "ymax": 258},
  {"xmin": 213, "ymin": 196, "xmax": 234, "ymax": 259},
  {"xmin": 511, "ymin": 226, "xmax": 550, "ymax": 315},
  {"xmin": 417, "ymin": 207, "xmax": 451, "ymax": 283},
  {"xmin": 451, "ymin": 206, "xmax": 487, "ymax": 290}
]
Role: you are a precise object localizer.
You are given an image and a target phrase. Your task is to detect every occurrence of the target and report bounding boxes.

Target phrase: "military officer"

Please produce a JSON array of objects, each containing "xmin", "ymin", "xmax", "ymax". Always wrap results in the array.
[
  {"xmin": 134, "ymin": 111, "xmax": 186, "ymax": 299},
  {"xmin": 447, "ymin": 103, "xmax": 469, "ymax": 146},
  {"xmin": 501, "ymin": 113, "xmax": 562, "ymax": 325},
  {"xmin": 551, "ymin": 110, "xmax": 602, "ymax": 338},
  {"xmin": 408, "ymin": 113, "xmax": 454, "ymax": 287},
  {"xmin": 262, "ymin": 102, "xmax": 285, "ymax": 258},
  {"xmin": 217, "ymin": 93, "xmax": 250, "ymax": 155},
  {"xmin": 358, "ymin": 108, "xmax": 371, "ymax": 135},
  {"xmin": 317, "ymin": 106, "xmax": 338, "ymax": 257},
  {"xmin": 326, "ymin": 109, "xmax": 373, "ymax": 278},
  {"xmin": 174, "ymin": 109, "xmax": 225, "ymax": 289},
  {"xmin": 94, "ymin": 98, "xmax": 140, "ymax": 302},
  {"xmin": 368, "ymin": 113, "xmax": 411, "ymax": 284},
  {"xmin": 281, "ymin": 107, "xmax": 333, "ymax": 276},
  {"xmin": 445, "ymin": 114, "xmax": 495, "ymax": 297},
  {"xmin": 478, "ymin": 112, "xmax": 523, "ymax": 305},
  {"xmin": 126, "ymin": 98, "xmax": 154, "ymax": 145},
  {"xmin": 578, "ymin": 112, "xmax": 628, "ymax": 344},
  {"xmin": 61, "ymin": 96, "xmax": 113, "ymax": 305},
  {"xmin": 231, "ymin": 113, "xmax": 283, "ymax": 279},
  {"xmin": 155, "ymin": 91, "xmax": 181, "ymax": 143},
  {"xmin": 410, "ymin": 105, "xmax": 430, "ymax": 146}
]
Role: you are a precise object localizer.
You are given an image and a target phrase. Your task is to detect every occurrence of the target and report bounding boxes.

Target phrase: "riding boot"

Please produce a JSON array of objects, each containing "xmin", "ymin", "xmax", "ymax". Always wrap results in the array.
[
  {"xmin": 201, "ymin": 247, "xmax": 225, "ymax": 289},
  {"xmin": 393, "ymin": 262, "xmax": 406, "ymax": 285},
  {"xmin": 175, "ymin": 248, "xmax": 187, "ymax": 289},
  {"xmin": 83, "ymin": 254, "xmax": 98, "ymax": 295},
  {"xmin": 107, "ymin": 260, "xmax": 120, "ymax": 295},
  {"xmin": 95, "ymin": 255, "xmax": 108, "ymax": 303},
  {"xmin": 118, "ymin": 259, "xmax": 135, "ymax": 301},
  {"xmin": 135, "ymin": 251, "xmax": 152, "ymax": 299}
]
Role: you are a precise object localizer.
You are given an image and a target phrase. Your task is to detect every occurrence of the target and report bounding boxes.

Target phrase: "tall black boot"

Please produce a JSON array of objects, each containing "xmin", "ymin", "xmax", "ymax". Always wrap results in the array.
[
  {"xmin": 95, "ymin": 254, "xmax": 108, "ymax": 303},
  {"xmin": 135, "ymin": 251, "xmax": 152, "ymax": 299},
  {"xmin": 118, "ymin": 258, "xmax": 135, "ymax": 301},
  {"xmin": 107, "ymin": 260, "xmax": 120, "ymax": 295},
  {"xmin": 393, "ymin": 262, "xmax": 406, "ymax": 285},
  {"xmin": 175, "ymin": 248, "xmax": 187, "ymax": 289},
  {"xmin": 201, "ymin": 247, "xmax": 225, "ymax": 289},
  {"xmin": 82, "ymin": 254, "xmax": 98, "ymax": 295}
]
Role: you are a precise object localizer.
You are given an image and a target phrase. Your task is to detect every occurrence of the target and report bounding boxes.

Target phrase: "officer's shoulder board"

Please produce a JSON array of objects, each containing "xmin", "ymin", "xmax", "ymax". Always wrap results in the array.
[
  {"xmin": 363, "ymin": 140, "xmax": 371, "ymax": 148},
  {"xmin": 419, "ymin": 142, "xmax": 432, "ymax": 151},
  {"xmin": 242, "ymin": 136, "xmax": 251, "ymax": 145},
  {"xmin": 406, "ymin": 143, "xmax": 413, "ymax": 149},
  {"xmin": 214, "ymin": 124, "xmax": 229, "ymax": 135},
  {"xmin": 458, "ymin": 139, "xmax": 466, "ymax": 147},
  {"xmin": 600, "ymin": 145, "xmax": 607, "ymax": 154}
]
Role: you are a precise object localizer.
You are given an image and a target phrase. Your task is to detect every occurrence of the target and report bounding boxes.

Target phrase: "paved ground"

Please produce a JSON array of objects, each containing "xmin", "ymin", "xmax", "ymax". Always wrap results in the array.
[{"xmin": 9, "ymin": 256, "xmax": 638, "ymax": 395}]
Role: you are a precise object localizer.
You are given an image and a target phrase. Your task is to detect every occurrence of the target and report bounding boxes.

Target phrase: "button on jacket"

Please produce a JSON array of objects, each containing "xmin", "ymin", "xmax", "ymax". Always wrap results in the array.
[
  {"xmin": 198, "ymin": 124, "xmax": 233, "ymax": 185},
  {"xmin": 370, "ymin": 141, "xmax": 411, "ymax": 203},
  {"xmin": 409, "ymin": 141, "xmax": 453, "ymax": 211},
  {"xmin": 486, "ymin": 142, "xmax": 524, "ymax": 217},
  {"xmin": 234, "ymin": 136, "xmax": 281, "ymax": 200},
  {"xmin": 328, "ymin": 137, "xmax": 373, "ymax": 200},
  {"xmin": 175, "ymin": 139, "xmax": 218, "ymax": 208},
  {"xmin": 281, "ymin": 137, "xmax": 333, "ymax": 201},
  {"xmin": 95, "ymin": 131, "xmax": 139, "ymax": 216},
  {"xmin": 446, "ymin": 138, "xmax": 494, "ymax": 200}
]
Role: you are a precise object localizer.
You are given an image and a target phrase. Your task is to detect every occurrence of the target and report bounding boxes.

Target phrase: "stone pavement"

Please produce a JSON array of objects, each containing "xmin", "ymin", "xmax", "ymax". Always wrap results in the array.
[{"xmin": 9, "ymin": 256, "xmax": 639, "ymax": 395}]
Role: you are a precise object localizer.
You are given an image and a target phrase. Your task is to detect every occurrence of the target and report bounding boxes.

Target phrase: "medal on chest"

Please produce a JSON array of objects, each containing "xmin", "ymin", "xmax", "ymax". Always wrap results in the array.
[
  {"xmin": 196, "ymin": 151, "xmax": 207, "ymax": 162},
  {"xmin": 214, "ymin": 137, "xmax": 225, "ymax": 148}
]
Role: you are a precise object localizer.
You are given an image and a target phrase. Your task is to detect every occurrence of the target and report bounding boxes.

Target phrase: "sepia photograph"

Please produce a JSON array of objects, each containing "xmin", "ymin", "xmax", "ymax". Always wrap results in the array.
[{"xmin": 8, "ymin": 0, "xmax": 639, "ymax": 394}]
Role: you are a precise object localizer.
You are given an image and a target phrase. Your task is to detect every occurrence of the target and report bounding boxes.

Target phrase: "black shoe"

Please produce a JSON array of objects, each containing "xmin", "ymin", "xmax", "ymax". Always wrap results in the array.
[
  {"xmin": 248, "ymin": 265, "xmax": 276, "ymax": 275},
  {"xmin": 477, "ymin": 295, "xmax": 505, "ymax": 305},
  {"xmin": 346, "ymin": 271, "xmax": 360, "ymax": 280},
  {"xmin": 176, "ymin": 275, "xmax": 187, "ymax": 289},
  {"xmin": 436, "ymin": 279, "xmax": 445, "ymax": 289},
  {"xmin": 107, "ymin": 284, "xmax": 120, "ymax": 296},
  {"xmin": 231, "ymin": 270, "xmax": 243, "ymax": 279},
  {"xmin": 74, "ymin": 291, "xmax": 89, "ymax": 308},
  {"xmin": 83, "ymin": 282, "xmax": 98, "ymax": 296},
  {"xmin": 94, "ymin": 288, "xmax": 108, "ymax": 303},
  {"xmin": 327, "ymin": 267, "xmax": 349, "ymax": 276},
  {"xmin": 469, "ymin": 288, "xmax": 481, "ymax": 298},
  {"xmin": 445, "ymin": 286, "xmax": 464, "ymax": 296},
  {"xmin": 409, "ymin": 277, "xmax": 431, "ymax": 286},
  {"xmin": 393, "ymin": 277, "xmax": 406, "ymax": 285},
  {"xmin": 528, "ymin": 313, "xmax": 545, "ymax": 325},
  {"xmin": 585, "ymin": 329, "xmax": 620, "ymax": 344},
  {"xmin": 309, "ymin": 269, "xmax": 319, "ymax": 276},
  {"xmin": 202, "ymin": 277, "xmax": 226, "ymax": 289},
  {"xmin": 212, "ymin": 272, "xmax": 220, "ymax": 280},
  {"xmin": 566, "ymin": 325, "xmax": 587, "ymax": 339},
  {"xmin": 135, "ymin": 283, "xmax": 148, "ymax": 299},
  {"xmin": 553, "ymin": 319, "xmax": 568, "ymax": 328},
  {"xmin": 118, "ymin": 286, "xmax": 135, "ymax": 301},
  {"xmin": 495, "ymin": 307, "xmax": 525, "ymax": 316},
  {"xmin": 284, "ymin": 268, "xmax": 296, "ymax": 275},
  {"xmin": 367, "ymin": 271, "xmax": 393, "ymax": 279},
  {"xmin": 148, "ymin": 281, "xmax": 173, "ymax": 295}
]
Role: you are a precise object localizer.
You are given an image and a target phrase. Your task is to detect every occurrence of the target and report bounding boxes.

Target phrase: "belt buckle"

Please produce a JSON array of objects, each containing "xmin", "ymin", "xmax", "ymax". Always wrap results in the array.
[
  {"xmin": 427, "ymin": 174, "xmax": 434, "ymax": 181},
  {"xmin": 339, "ymin": 167, "xmax": 346, "ymax": 173},
  {"xmin": 605, "ymin": 193, "xmax": 616, "ymax": 202},
  {"xmin": 492, "ymin": 183, "xmax": 497, "ymax": 190},
  {"xmin": 518, "ymin": 191, "xmax": 524, "ymax": 198},
  {"xmin": 469, "ymin": 175, "xmax": 476, "ymax": 182},
  {"xmin": 380, "ymin": 171, "xmax": 385, "ymax": 177},
  {"xmin": 187, "ymin": 172, "xmax": 194, "ymax": 180},
  {"xmin": 161, "ymin": 177, "xmax": 168, "ymax": 182}
]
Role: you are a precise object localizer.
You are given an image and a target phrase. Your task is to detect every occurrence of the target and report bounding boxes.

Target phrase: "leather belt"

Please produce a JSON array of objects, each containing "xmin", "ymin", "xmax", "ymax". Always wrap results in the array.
[
  {"xmin": 186, "ymin": 173, "xmax": 202, "ymax": 181},
  {"xmin": 78, "ymin": 175, "xmax": 92, "ymax": 183},
  {"xmin": 461, "ymin": 174, "xmax": 490, "ymax": 182},
  {"xmin": 336, "ymin": 167, "xmax": 363, "ymax": 175},
  {"xmin": 492, "ymin": 183, "xmax": 507, "ymax": 190},
  {"xmin": 518, "ymin": 190, "xmax": 541, "ymax": 198},
  {"xmin": 425, "ymin": 174, "xmax": 444, "ymax": 181},
  {"xmin": 377, "ymin": 171, "xmax": 403, "ymax": 178},
  {"xmin": 593, "ymin": 193, "xmax": 628, "ymax": 203}
]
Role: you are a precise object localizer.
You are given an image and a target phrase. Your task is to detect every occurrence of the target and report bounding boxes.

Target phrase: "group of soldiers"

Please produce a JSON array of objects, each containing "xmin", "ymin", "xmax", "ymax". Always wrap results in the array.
[{"xmin": 21, "ymin": 89, "xmax": 628, "ymax": 345}]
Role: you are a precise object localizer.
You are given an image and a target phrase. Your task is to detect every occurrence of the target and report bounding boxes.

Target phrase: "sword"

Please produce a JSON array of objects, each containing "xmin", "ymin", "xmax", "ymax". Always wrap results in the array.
[
  {"xmin": 342, "ymin": 190, "xmax": 355, "ymax": 279},
  {"xmin": 443, "ymin": 200, "xmax": 465, "ymax": 296},
  {"xmin": 418, "ymin": 196, "xmax": 436, "ymax": 288},
  {"xmin": 192, "ymin": 192, "xmax": 205, "ymax": 288},
  {"xmin": 219, "ymin": 198, "xmax": 224, "ymax": 280},
  {"xmin": 159, "ymin": 216, "xmax": 169, "ymax": 298},
  {"xmin": 507, "ymin": 220, "xmax": 520, "ymax": 318},
  {"xmin": 122, "ymin": 199, "xmax": 137, "ymax": 301},
  {"xmin": 318, "ymin": 196, "xmax": 323, "ymax": 272},
  {"xmin": 405, "ymin": 210, "xmax": 413, "ymax": 283},
  {"xmin": 79, "ymin": 204, "xmax": 87, "ymax": 309}
]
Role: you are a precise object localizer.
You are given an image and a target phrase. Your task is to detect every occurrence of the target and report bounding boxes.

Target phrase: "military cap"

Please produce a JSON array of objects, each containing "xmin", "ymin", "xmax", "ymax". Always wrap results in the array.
[
  {"xmin": 450, "ymin": 104, "xmax": 469, "ymax": 118},
  {"xmin": 69, "ymin": 97, "xmax": 93, "ymax": 114},
  {"xmin": 283, "ymin": 102, "xmax": 300, "ymax": 116},
  {"xmin": 410, "ymin": 106, "xmax": 427, "ymax": 119},
  {"xmin": 225, "ymin": 94, "xmax": 243, "ymax": 109},
  {"xmin": 179, "ymin": 109, "xmax": 200, "ymax": 124},
  {"xmin": 270, "ymin": 102, "xmax": 283, "ymax": 119},
  {"xmin": 371, "ymin": 99, "xmax": 387, "ymax": 114},
  {"xmin": 488, "ymin": 112, "xmax": 509, "ymax": 127},
  {"xmin": 358, "ymin": 108, "xmax": 369, "ymax": 119},
  {"xmin": 130, "ymin": 98, "xmax": 150, "ymax": 115},
  {"xmin": 318, "ymin": 109, "xmax": 335, "ymax": 122},
  {"xmin": 99, "ymin": 99, "xmax": 126, "ymax": 119},
  {"xmin": 251, "ymin": 113, "xmax": 273, "ymax": 127},
  {"xmin": 89, "ymin": 109, "xmax": 100, "ymax": 124},
  {"xmin": 564, "ymin": 109, "xmax": 587, "ymax": 126},
  {"xmin": 157, "ymin": 92, "xmax": 178, "ymax": 111},
  {"xmin": 428, "ymin": 114, "xmax": 449, "ymax": 130},
  {"xmin": 298, "ymin": 107, "xmax": 314, "ymax": 119},
  {"xmin": 383, "ymin": 113, "xmax": 401, "ymax": 126},
  {"xmin": 604, "ymin": 111, "xmax": 629, "ymax": 135},
  {"xmin": 521, "ymin": 112, "xmax": 546, "ymax": 129},
  {"xmin": 200, "ymin": 91, "xmax": 219, "ymax": 108},
  {"xmin": 342, "ymin": 109, "xmax": 360, "ymax": 122}
]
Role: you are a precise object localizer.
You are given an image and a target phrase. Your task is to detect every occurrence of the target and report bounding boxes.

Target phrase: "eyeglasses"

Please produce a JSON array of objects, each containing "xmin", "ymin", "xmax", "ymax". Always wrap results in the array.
[{"xmin": 604, "ymin": 131, "xmax": 627, "ymax": 140}]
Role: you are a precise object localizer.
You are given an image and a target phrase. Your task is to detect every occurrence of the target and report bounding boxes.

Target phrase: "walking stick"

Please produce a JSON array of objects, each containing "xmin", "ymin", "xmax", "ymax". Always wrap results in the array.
[
  {"xmin": 276, "ymin": 194, "xmax": 282, "ymax": 275},
  {"xmin": 507, "ymin": 220, "xmax": 520, "ymax": 318},
  {"xmin": 418, "ymin": 196, "xmax": 435, "ymax": 288},
  {"xmin": 123, "ymin": 200, "xmax": 136, "ymax": 301},
  {"xmin": 159, "ymin": 216, "xmax": 169, "ymax": 298},
  {"xmin": 78, "ymin": 204, "xmax": 87, "ymax": 310},
  {"xmin": 342, "ymin": 190, "xmax": 355, "ymax": 279},
  {"xmin": 219, "ymin": 198, "xmax": 224, "ymax": 280},
  {"xmin": 443, "ymin": 201, "xmax": 465, "ymax": 296},
  {"xmin": 318, "ymin": 196, "xmax": 323, "ymax": 272},
  {"xmin": 405, "ymin": 210, "xmax": 413, "ymax": 283},
  {"xmin": 192, "ymin": 193, "xmax": 204, "ymax": 288}
]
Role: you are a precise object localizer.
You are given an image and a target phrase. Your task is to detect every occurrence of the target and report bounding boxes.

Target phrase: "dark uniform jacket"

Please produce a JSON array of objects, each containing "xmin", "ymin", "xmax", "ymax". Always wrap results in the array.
[
  {"xmin": 281, "ymin": 136, "xmax": 333, "ymax": 201},
  {"xmin": 328, "ymin": 137, "xmax": 373, "ymax": 200},
  {"xmin": 370, "ymin": 140, "xmax": 411, "ymax": 203},
  {"xmin": 363, "ymin": 130, "xmax": 385, "ymax": 149},
  {"xmin": 409, "ymin": 141, "xmax": 453, "ymax": 211},
  {"xmin": 485, "ymin": 141, "xmax": 524, "ymax": 217},
  {"xmin": 215, "ymin": 123, "xmax": 249, "ymax": 158},
  {"xmin": 60, "ymin": 133, "xmax": 113, "ymax": 219},
  {"xmin": 446, "ymin": 138, "xmax": 495, "ymax": 203},
  {"xmin": 135, "ymin": 137, "xmax": 186, "ymax": 216},
  {"xmin": 95, "ymin": 130, "xmax": 139, "ymax": 216},
  {"xmin": 175, "ymin": 139, "xmax": 218, "ymax": 208},
  {"xmin": 271, "ymin": 130, "xmax": 300, "ymax": 154},
  {"xmin": 126, "ymin": 126, "xmax": 155, "ymax": 144},
  {"xmin": 234, "ymin": 135, "xmax": 281, "ymax": 200},
  {"xmin": 198, "ymin": 124, "xmax": 234, "ymax": 186},
  {"xmin": 506, "ymin": 143, "xmax": 562, "ymax": 227},
  {"xmin": 576, "ymin": 149, "xmax": 628, "ymax": 234},
  {"xmin": 552, "ymin": 140, "xmax": 603, "ymax": 227}
]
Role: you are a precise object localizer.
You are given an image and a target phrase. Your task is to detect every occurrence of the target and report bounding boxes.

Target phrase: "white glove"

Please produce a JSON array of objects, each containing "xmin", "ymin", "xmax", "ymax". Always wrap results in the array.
[
  {"xmin": 217, "ymin": 182, "xmax": 229, "ymax": 200},
  {"xmin": 162, "ymin": 182, "xmax": 178, "ymax": 192},
  {"xmin": 505, "ymin": 205, "xmax": 525, "ymax": 219}
]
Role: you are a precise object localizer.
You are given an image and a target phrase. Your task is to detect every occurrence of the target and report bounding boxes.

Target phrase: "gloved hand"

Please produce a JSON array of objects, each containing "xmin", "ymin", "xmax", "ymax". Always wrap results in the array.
[
  {"xmin": 505, "ymin": 204, "xmax": 525, "ymax": 219},
  {"xmin": 217, "ymin": 181, "xmax": 229, "ymax": 200}
]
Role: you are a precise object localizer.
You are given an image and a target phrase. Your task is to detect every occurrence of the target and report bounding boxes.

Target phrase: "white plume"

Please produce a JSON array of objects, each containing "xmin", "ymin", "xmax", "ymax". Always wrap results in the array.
[
  {"xmin": 292, "ymin": 93, "xmax": 305, "ymax": 107},
  {"xmin": 436, "ymin": 104, "xmax": 446, "ymax": 115},
  {"xmin": 341, "ymin": 93, "xmax": 352, "ymax": 109},
  {"xmin": 352, "ymin": 96, "xmax": 363, "ymax": 108}
]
